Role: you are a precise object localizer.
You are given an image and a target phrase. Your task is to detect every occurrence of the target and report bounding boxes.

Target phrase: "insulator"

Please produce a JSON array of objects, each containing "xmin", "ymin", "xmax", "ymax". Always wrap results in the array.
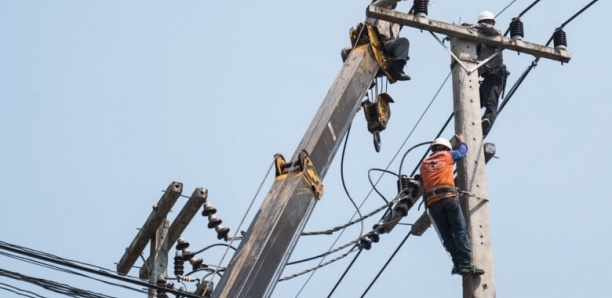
[
  {"xmin": 413, "ymin": 0, "xmax": 428, "ymax": 17},
  {"xmin": 173, "ymin": 251, "xmax": 184, "ymax": 276},
  {"xmin": 189, "ymin": 257, "xmax": 206, "ymax": 271},
  {"xmin": 181, "ymin": 249, "xmax": 194, "ymax": 261},
  {"xmin": 553, "ymin": 27, "xmax": 567, "ymax": 49},
  {"xmin": 215, "ymin": 225, "xmax": 230, "ymax": 240},
  {"xmin": 177, "ymin": 275, "xmax": 198, "ymax": 282},
  {"xmin": 175, "ymin": 237, "xmax": 190, "ymax": 250},
  {"xmin": 367, "ymin": 231, "xmax": 380, "ymax": 243},
  {"xmin": 201, "ymin": 202, "xmax": 217, "ymax": 216},
  {"xmin": 359, "ymin": 236, "xmax": 372, "ymax": 250},
  {"xmin": 373, "ymin": 221, "xmax": 388, "ymax": 234},
  {"xmin": 156, "ymin": 278, "xmax": 168, "ymax": 298},
  {"xmin": 207, "ymin": 215, "xmax": 222, "ymax": 228},
  {"xmin": 509, "ymin": 18, "xmax": 524, "ymax": 40},
  {"xmin": 397, "ymin": 175, "xmax": 410, "ymax": 194},
  {"xmin": 394, "ymin": 203, "xmax": 409, "ymax": 217}
]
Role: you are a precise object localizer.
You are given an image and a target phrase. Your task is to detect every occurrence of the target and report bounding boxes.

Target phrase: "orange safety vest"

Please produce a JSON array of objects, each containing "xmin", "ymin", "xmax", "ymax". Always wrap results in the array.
[{"xmin": 420, "ymin": 151, "xmax": 457, "ymax": 206}]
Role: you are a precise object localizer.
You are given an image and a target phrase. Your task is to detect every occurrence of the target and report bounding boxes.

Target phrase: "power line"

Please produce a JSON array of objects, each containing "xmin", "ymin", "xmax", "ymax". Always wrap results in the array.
[
  {"xmin": 0, "ymin": 268, "xmax": 113, "ymax": 298},
  {"xmin": 0, "ymin": 240, "xmax": 205, "ymax": 298},
  {"xmin": 0, "ymin": 282, "xmax": 47, "ymax": 298}
]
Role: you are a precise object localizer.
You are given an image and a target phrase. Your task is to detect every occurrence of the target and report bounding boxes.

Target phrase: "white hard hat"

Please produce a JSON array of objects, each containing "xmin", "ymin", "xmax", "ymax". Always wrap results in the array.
[
  {"xmin": 432, "ymin": 138, "xmax": 452, "ymax": 151},
  {"xmin": 478, "ymin": 11, "xmax": 495, "ymax": 22}
]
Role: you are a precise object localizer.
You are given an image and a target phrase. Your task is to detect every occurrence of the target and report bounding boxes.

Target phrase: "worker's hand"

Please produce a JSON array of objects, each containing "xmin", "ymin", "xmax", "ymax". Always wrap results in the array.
[
  {"xmin": 455, "ymin": 133, "xmax": 465, "ymax": 143},
  {"xmin": 460, "ymin": 22, "xmax": 473, "ymax": 27}
]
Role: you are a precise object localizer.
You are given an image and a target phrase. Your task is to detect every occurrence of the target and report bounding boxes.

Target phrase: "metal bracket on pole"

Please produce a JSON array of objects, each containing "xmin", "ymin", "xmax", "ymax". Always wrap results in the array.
[
  {"xmin": 275, "ymin": 150, "xmax": 324, "ymax": 200},
  {"xmin": 430, "ymin": 31, "xmax": 499, "ymax": 75}
]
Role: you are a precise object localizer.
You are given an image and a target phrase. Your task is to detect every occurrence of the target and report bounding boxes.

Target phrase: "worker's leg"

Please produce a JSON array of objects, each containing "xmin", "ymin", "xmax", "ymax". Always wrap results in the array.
[
  {"xmin": 428, "ymin": 199, "xmax": 459, "ymax": 267},
  {"xmin": 383, "ymin": 38, "xmax": 411, "ymax": 81},
  {"xmin": 479, "ymin": 75, "xmax": 502, "ymax": 135},
  {"xmin": 444, "ymin": 196, "xmax": 472, "ymax": 268},
  {"xmin": 383, "ymin": 37, "xmax": 410, "ymax": 62}
]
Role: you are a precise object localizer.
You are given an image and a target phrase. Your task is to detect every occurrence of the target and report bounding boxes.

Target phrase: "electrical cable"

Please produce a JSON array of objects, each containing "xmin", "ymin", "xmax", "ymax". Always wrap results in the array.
[
  {"xmin": 279, "ymin": 246, "xmax": 360, "ymax": 282},
  {"xmin": 0, "ymin": 268, "xmax": 114, "ymax": 298},
  {"xmin": 367, "ymin": 168, "xmax": 399, "ymax": 204},
  {"xmin": 0, "ymin": 251, "xmax": 147, "ymax": 295},
  {"xmin": 301, "ymin": 198, "xmax": 394, "ymax": 236},
  {"xmin": 0, "ymin": 282, "xmax": 47, "ymax": 298},
  {"xmin": 326, "ymin": 248, "xmax": 363, "ymax": 298},
  {"xmin": 0, "ymin": 241, "xmax": 205, "ymax": 298},
  {"xmin": 495, "ymin": 0, "xmax": 519, "ymax": 19},
  {"xmin": 359, "ymin": 232, "xmax": 413, "ymax": 297},
  {"xmin": 340, "ymin": 125, "xmax": 365, "ymax": 238}
]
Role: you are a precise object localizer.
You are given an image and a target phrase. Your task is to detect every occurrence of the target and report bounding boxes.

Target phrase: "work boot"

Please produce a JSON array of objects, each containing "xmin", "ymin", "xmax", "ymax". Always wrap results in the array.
[
  {"xmin": 458, "ymin": 264, "xmax": 485, "ymax": 276},
  {"xmin": 389, "ymin": 60, "xmax": 411, "ymax": 81}
]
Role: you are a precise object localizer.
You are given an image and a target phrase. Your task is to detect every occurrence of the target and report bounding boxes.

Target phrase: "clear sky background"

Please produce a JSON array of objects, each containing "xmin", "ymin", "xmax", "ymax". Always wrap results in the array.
[{"xmin": 1, "ymin": 1, "xmax": 610, "ymax": 297}]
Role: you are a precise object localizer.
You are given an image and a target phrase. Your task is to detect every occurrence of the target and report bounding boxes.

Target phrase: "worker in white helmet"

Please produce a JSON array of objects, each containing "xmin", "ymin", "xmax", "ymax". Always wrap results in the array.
[
  {"xmin": 419, "ymin": 134, "xmax": 485, "ymax": 276},
  {"xmin": 463, "ymin": 11, "xmax": 510, "ymax": 137}
]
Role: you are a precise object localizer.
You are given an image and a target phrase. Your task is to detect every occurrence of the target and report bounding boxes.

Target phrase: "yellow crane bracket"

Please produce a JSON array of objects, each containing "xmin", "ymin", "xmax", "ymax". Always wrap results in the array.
[
  {"xmin": 274, "ymin": 150, "xmax": 324, "ymax": 200},
  {"xmin": 361, "ymin": 93, "xmax": 394, "ymax": 133},
  {"xmin": 365, "ymin": 22, "xmax": 396, "ymax": 84}
]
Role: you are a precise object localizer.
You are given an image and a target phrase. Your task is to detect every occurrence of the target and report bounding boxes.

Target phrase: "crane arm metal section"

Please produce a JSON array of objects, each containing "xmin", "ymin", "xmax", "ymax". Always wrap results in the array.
[{"xmin": 213, "ymin": 45, "xmax": 379, "ymax": 298}]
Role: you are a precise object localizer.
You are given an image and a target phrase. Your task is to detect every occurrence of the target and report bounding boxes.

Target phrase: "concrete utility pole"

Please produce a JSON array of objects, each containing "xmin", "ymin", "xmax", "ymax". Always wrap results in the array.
[{"xmin": 366, "ymin": 5, "xmax": 569, "ymax": 298}]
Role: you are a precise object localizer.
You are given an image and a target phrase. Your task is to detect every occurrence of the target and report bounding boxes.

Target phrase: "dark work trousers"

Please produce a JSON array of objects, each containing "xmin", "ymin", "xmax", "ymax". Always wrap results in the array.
[
  {"xmin": 383, "ymin": 37, "xmax": 410, "ymax": 62},
  {"xmin": 479, "ymin": 74, "xmax": 503, "ymax": 129},
  {"xmin": 428, "ymin": 196, "xmax": 472, "ymax": 268}
]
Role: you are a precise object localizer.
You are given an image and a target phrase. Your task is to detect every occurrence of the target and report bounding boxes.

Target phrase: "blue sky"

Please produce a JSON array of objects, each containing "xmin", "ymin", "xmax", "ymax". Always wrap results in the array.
[{"xmin": 1, "ymin": 1, "xmax": 610, "ymax": 297}]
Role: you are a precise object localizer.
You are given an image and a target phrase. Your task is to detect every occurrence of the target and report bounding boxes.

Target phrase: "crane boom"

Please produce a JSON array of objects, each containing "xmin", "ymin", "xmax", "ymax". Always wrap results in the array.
[{"xmin": 212, "ymin": 45, "xmax": 380, "ymax": 298}]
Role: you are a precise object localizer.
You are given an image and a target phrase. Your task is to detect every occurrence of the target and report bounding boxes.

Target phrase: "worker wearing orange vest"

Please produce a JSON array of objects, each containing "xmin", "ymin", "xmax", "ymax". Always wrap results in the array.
[{"xmin": 419, "ymin": 134, "xmax": 485, "ymax": 276}]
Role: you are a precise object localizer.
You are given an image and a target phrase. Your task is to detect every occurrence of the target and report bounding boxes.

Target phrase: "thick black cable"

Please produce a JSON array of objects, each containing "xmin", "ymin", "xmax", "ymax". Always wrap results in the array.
[
  {"xmin": 0, "ymin": 268, "xmax": 113, "ymax": 298},
  {"xmin": 326, "ymin": 247, "xmax": 363, "ymax": 298},
  {"xmin": 359, "ymin": 232, "xmax": 413, "ymax": 297},
  {"xmin": 340, "ymin": 125, "xmax": 365, "ymax": 237},
  {"xmin": 495, "ymin": 0, "xmax": 519, "ymax": 19},
  {"xmin": 0, "ymin": 251, "xmax": 147, "ymax": 295},
  {"xmin": 367, "ymin": 168, "xmax": 399, "ymax": 204},
  {"xmin": 561, "ymin": 0, "xmax": 598, "ymax": 28},
  {"xmin": 545, "ymin": 0, "xmax": 599, "ymax": 46},
  {"xmin": 498, "ymin": 61, "xmax": 535, "ymax": 113},
  {"xmin": 0, "ymin": 241, "xmax": 205, "ymax": 298},
  {"xmin": 398, "ymin": 141, "xmax": 434, "ymax": 177},
  {"xmin": 0, "ymin": 282, "xmax": 46, "ymax": 298}
]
